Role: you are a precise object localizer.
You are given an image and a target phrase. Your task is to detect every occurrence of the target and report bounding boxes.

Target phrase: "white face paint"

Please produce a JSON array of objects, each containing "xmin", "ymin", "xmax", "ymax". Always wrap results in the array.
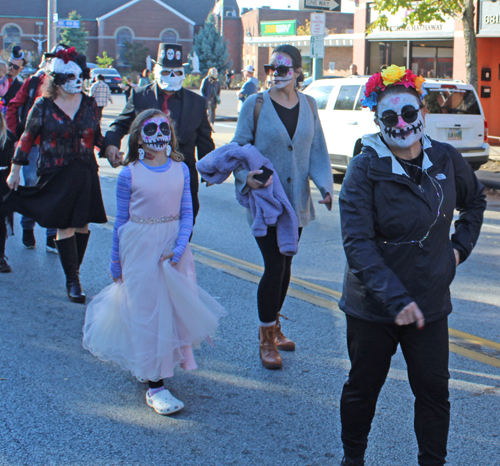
[
  {"xmin": 376, "ymin": 92, "xmax": 425, "ymax": 150},
  {"xmin": 141, "ymin": 116, "xmax": 171, "ymax": 151},
  {"xmin": 50, "ymin": 60, "xmax": 83, "ymax": 94},
  {"xmin": 155, "ymin": 64, "xmax": 185, "ymax": 91},
  {"xmin": 270, "ymin": 53, "xmax": 295, "ymax": 89}
]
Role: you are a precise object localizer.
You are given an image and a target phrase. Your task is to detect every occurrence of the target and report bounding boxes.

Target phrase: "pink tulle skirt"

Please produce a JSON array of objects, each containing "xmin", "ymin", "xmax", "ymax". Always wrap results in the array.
[{"xmin": 83, "ymin": 220, "xmax": 225, "ymax": 381}]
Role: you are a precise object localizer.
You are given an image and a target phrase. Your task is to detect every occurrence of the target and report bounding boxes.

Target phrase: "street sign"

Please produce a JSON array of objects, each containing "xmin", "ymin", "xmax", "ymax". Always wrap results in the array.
[
  {"xmin": 57, "ymin": 20, "xmax": 80, "ymax": 28},
  {"xmin": 300, "ymin": 0, "xmax": 340, "ymax": 12},
  {"xmin": 310, "ymin": 12, "xmax": 326, "ymax": 36},
  {"xmin": 310, "ymin": 35, "xmax": 325, "ymax": 58}
]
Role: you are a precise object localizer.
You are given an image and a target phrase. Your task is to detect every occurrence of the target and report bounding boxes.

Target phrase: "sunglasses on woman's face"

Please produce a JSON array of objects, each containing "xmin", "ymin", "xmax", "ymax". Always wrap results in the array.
[
  {"xmin": 8, "ymin": 62, "xmax": 20, "ymax": 70},
  {"xmin": 263, "ymin": 64, "xmax": 293, "ymax": 77},
  {"xmin": 143, "ymin": 121, "xmax": 171, "ymax": 137},
  {"xmin": 378, "ymin": 105, "xmax": 422, "ymax": 127}
]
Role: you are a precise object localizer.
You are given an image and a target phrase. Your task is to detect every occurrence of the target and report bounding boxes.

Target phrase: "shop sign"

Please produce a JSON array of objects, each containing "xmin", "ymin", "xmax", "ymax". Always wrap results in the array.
[
  {"xmin": 261, "ymin": 20, "xmax": 296, "ymax": 36},
  {"xmin": 368, "ymin": 5, "xmax": 455, "ymax": 38},
  {"xmin": 479, "ymin": 0, "xmax": 500, "ymax": 35}
]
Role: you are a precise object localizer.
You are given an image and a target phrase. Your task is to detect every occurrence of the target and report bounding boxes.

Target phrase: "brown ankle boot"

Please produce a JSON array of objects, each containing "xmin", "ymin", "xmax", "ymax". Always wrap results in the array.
[
  {"xmin": 259, "ymin": 325, "xmax": 282, "ymax": 369},
  {"xmin": 275, "ymin": 314, "xmax": 295, "ymax": 351}
]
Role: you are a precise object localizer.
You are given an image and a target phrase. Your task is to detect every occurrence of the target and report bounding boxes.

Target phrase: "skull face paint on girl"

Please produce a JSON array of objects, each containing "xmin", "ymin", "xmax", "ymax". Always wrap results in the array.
[
  {"xmin": 376, "ymin": 92, "xmax": 425, "ymax": 149},
  {"xmin": 270, "ymin": 53, "xmax": 294, "ymax": 89},
  {"xmin": 141, "ymin": 117, "xmax": 171, "ymax": 151}
]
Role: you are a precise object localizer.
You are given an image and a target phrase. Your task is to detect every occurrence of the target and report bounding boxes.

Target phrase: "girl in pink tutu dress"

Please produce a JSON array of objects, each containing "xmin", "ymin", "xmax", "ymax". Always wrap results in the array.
[{"xmin": 83, "ymin": 109, "xmax": 225, "ymax": 415}]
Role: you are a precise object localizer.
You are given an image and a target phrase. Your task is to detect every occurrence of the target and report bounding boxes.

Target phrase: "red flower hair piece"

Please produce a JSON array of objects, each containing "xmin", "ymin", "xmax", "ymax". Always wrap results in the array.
[{"xmin": 55, "ymin": 46, "xmax": 78, "ymax": 64}]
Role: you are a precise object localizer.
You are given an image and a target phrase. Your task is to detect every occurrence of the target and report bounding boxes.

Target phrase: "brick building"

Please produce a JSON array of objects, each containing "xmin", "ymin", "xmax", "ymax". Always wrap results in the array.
[
  {"xmin": 0, "ymin": 0, "xmax": 217, "ymax": 68},
  {"xmin": 240, "ymin": 8, "xmax": 354, "ymax": 84}
]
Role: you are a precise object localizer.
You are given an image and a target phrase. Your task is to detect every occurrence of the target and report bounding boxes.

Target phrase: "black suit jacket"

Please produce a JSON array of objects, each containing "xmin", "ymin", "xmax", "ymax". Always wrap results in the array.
[
  {"xmin": 3, "ymin": 77, "xmax": 23, "ymax": 105},
  {"xmin": 103, "ymin": 84, "xmax": 214, "ymax": 170}
]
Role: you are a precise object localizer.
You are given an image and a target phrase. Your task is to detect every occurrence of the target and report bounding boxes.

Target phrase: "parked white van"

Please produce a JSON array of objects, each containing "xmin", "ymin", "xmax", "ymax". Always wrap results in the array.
[{"xmin": 303, "ymin": 76, "xmax": 490, "ymax": 171}]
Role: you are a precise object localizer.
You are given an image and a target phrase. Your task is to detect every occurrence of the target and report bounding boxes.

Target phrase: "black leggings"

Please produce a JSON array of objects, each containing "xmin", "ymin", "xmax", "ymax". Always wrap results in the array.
[
  {"xmin": 0, "ymin": 216, "xmax": 6, "ymax": 256},
  {"xmin": 255, "ymin": 227, "xmax": 302, "ymax": 323},
  {"xmin": 341, "ymin": 315, "xmax": 450, "ymax": 466}
]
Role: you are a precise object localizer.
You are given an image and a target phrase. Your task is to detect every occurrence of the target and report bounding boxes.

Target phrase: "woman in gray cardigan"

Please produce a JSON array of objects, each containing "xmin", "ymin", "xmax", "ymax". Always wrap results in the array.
[{"xmin": 232, "ymin": 45, "xmax": 333, "ymax": 370}]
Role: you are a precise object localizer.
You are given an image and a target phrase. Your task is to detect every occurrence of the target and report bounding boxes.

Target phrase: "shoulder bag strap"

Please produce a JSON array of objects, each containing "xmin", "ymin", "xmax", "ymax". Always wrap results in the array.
[{"xmin": 252, "ymin": 92, "xmax": 264, "ymax": 144}]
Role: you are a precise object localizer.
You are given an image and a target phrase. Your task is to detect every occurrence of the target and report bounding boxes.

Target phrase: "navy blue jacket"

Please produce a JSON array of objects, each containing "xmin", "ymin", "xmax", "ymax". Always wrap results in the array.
[{"xmin": 339, "ymin": 134, "xmax": 486, "ymax": 324}]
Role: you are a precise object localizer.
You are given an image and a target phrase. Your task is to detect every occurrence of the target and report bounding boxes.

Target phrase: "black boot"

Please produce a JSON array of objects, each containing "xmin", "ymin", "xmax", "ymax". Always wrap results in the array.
[
  {"xmin": 55, "ymin": 236, "xmax": 86, "ymax": 303},
  {"xmin": 0, "ymin": 220, "xmax": 10, "ymax": 273},
  {"xmin": 341, "ymin": 455, "xmax": 365, "ymax": 466},
  {"xmin": 75, "ymin": 231, "xmax": 91, "ymax": 269}
]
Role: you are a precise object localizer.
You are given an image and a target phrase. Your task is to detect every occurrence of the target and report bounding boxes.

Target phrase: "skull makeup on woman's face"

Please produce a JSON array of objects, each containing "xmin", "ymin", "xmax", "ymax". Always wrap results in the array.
[
  {"xmin": 376, "ymin": 92, "xmax": 425, "ymax": 149},
  {"xmin": 50, "ymin": 58, "xmax": 84, "ymax": 94},
  {"xmin": 268, "ymin": 53, "xmax": 295, "ymax": 89},
  {"xmin": 141, "ymin": 117, "xmax": 171, "ymax": 151}
]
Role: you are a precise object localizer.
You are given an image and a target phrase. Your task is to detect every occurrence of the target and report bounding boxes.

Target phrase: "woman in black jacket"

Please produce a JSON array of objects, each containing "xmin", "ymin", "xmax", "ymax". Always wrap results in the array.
[{"xmin": 338, "ymin": 65, "xmax": 486, "ymax": 466}]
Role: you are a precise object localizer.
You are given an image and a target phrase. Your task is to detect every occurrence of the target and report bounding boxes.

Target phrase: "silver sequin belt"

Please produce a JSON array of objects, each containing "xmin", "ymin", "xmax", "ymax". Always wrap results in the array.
[{"xmin": 130, "ymin": 214, "xmax": 181, "ymax": 224}]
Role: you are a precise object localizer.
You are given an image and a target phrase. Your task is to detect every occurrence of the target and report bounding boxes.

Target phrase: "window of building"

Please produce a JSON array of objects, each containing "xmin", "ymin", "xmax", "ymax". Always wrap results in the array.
[
  {"xmin": 3, "ymin": 24, "xmax": 21, "ymax": 51},
  {"xmin": 161, "ymin": 29, "xmax": 178, "ymax": 44},
  {"xmin": 116, "ymin": 28, "xmax": 133, "ymax": 65}
]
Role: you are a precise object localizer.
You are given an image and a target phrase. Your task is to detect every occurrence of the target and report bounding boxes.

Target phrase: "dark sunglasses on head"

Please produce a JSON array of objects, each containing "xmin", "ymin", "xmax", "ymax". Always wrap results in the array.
[
  {"xmin": 263, "ymin": 64, "xmax": 293, "ymax": 77},
  {"xmin": 143, "ymin": 121, "xmax": 171, "ymax": 137},
  {"xmin": 8, "ymin": 62, "xmax": 20, "ymax": 70},
  {"xmin": 378, "ymin": 105, "xmax": 422, "ymax": 128}
]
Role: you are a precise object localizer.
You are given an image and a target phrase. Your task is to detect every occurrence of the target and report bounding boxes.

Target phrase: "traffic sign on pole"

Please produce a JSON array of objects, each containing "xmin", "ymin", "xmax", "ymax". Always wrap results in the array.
[
  {"xmin": 300, "ymin": 0, "xmax": 340, "ymax": 12},
  {"xmin": 310, "ymin": 13, "xmax": 326, "ymax": 36},
  {"xmin": 310, "ymin": 35, "xmax": 325, "ymax": 59},
  {"xmin": 57, "ymin": 20, "xmax": 80, "ymax": 28}
]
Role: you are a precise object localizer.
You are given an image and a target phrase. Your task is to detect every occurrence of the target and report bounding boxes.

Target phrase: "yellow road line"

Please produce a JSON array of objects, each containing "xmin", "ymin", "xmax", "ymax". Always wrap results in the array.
[{"xmin": 105, "ymin": 217, "xmax": 500, "ymax": 368}]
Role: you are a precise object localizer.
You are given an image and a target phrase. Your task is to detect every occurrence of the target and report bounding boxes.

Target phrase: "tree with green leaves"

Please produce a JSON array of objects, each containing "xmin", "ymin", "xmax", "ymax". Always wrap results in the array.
[
  {"xmin": 193, "ymin": 13, "xmax": 231, "ymax": 75},
  {"xmin": 96, "ymin": 51, "xmax": 114, "ymax": 68},
  {"xmin": 370, "ymin": 0, "xmax": 478, "ymax": 89},
  {"xmin": 59, "ymin": 11, "xmax": 88, "ymax": 55},
  {"xmin": 123, "ymin": 41, "xmax": 150, "ymax": 72}
]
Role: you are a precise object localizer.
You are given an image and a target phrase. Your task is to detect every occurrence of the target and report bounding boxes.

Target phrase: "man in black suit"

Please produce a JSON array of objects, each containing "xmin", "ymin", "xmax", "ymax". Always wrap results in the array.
[
  {"xmin": 3, "ymin": 46, "xmax": 26, "ymax": 105},
  {"xmin": 103, "ymin": 43, "xmax": 215, "ymax": 221}
]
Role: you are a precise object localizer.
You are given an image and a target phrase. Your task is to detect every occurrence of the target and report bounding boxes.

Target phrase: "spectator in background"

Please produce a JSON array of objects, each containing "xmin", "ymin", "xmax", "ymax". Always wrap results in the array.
[
  {"xmin": 225, "ymin": 69, "xmax": 234, "ymax": 89},
  {"xmin": 120, "ymin": 76, "xmax": 137, "ymax": 102},
  {"xmin": 3, "ymin": 46, "xmax": 26, "ymax": 106},
  {"xmin": 349, "ymin": 63, "xmax": 359, "ymax": 76},
  {"xmin": 138, "ymin": 69, "xmax": 150, "ymax": 87},
  {"xmin": 200, "ymin": 68, "xmax": 221, "ymax": 127},
  {"xmin": 90, "ymin": 74, "xmax": 113, "ymax": 121},
  {"xmin": 237, "ymin": 65, "xmax": 259, "ymax": 113}
]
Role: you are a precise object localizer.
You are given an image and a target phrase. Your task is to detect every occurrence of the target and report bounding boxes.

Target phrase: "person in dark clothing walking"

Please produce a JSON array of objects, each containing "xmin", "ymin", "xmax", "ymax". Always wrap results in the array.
[
  {"xmin": 103, "ymin": 43, "xmax": 214, "ymax": 222},
  {"xmin": 338, "ymin": 65, "xmax": 486, "ymax": 466},
  {"xmin": 200, "ymin": 68, "xmax": 221, "ymax": 126}
]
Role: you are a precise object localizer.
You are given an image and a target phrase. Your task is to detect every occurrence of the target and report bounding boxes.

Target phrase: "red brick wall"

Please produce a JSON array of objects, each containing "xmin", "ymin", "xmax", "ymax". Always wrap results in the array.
[
  {"xmin": 323, "ymin": 46, "xmax": 353, "ymax": 76},
  {"xmin": 222, "ymin": 16, "xmax": 243, "ymax": 72},
  {"xmin": 352, "ymin": 0, "xmax": 368, "ymax": 74},
  {"xmin": 453, "ymin": 19, "xmax": 466, "ymax": 83}
]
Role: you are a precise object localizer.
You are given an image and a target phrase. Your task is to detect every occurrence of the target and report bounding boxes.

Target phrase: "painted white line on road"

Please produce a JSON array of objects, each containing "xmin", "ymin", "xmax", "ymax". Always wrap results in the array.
[
  {"xmin": 214, "ymin": 123, "xmax": 237, "ymax": 128},
  {"xmin": 482, "ymin": 223, "xmax": 500, "ymax": 230}
]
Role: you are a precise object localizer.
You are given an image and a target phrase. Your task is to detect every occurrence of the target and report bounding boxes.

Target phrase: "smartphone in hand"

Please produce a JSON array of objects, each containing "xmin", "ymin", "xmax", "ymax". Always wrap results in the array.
[{"xmin": 253, "ymin": 166, "xmax": 273, "ymax": 184}]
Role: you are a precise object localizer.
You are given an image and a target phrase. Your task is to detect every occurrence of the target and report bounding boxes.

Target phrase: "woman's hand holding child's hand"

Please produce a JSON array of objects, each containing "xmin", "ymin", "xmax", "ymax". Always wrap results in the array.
[{"xmin": 246, "ymin": 170, "xmax": 273, "ymax": 190}]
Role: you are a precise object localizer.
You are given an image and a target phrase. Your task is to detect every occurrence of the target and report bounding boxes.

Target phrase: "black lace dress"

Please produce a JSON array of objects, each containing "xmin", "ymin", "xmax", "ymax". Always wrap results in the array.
[{"xmin": 5, "ymin": 94, "xmax": 107, "ymax": 229}]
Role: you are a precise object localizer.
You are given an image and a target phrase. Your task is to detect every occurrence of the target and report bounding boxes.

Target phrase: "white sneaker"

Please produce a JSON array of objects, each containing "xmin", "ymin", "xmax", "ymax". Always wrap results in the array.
[{"xmin": 146, "ymin": 388, "xmax": 184, "ymax": 415}]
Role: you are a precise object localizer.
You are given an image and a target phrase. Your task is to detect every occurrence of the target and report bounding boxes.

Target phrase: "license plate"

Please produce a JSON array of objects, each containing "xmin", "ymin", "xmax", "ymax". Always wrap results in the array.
[
  {"xmin": 105, "ymin": 79, "xmax": 111, "ymax": 83},
  {"xmin": 447, "ymin": 128, "xmax": 462, "ymax": 140}
]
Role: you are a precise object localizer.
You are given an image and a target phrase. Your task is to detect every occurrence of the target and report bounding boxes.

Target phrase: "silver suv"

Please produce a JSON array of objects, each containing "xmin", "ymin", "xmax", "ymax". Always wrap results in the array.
[{"xmin": 304, "ymin": 76, "xmax": 490, "ymax": 171}]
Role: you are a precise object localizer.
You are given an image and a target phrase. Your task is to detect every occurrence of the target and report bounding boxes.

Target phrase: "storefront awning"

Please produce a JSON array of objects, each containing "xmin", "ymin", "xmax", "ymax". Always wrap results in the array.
[{"xmin": 244, "ymin": 33, "xmax": 354, "ymax": 47}]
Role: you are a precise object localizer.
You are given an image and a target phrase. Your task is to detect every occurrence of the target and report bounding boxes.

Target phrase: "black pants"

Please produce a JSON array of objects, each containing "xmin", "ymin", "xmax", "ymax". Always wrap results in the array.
[
  {"xmin": 341, "ymin": 315, "xmax": 450, "ymax": 466},
  {"xmin": 188, "ymin": 166, "xmax": 200, "ymax": 224},
  {"xmin": 0, "ymin": 215, "xmax": 6, "ymax": 256},
  {"xmin": 96, "ymin": 106, "xmax": 104, "ymax": 120},
  {"xmin": 255, "ymin": 227, "xmax": 302, "ymax": 323}
]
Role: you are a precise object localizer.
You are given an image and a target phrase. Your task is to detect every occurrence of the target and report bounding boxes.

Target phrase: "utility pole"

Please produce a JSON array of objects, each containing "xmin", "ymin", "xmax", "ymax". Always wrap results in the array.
[
  {"xmin": 47, "ymin": 0, "xmax": 58, "ymax": 52},
  {"xmin": 220, "ymin": 0, "xmax": 224, "ymax": 38}
]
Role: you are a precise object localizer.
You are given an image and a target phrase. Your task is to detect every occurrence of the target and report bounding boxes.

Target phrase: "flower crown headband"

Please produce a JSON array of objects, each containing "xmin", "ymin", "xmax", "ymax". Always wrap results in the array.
[{"xmin": 361, "ymin": 65, "xmax": 427, "ymax": 111}]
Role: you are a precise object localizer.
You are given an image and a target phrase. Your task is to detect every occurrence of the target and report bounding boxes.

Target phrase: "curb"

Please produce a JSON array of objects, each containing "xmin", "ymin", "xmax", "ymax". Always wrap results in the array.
[
  {"xmin": 215, "ymin": 117, "xmax": 238, "ymax": 122},
  {"xmin": 476, "ymin": 170, "xmax": 500, "ymax": 190}
]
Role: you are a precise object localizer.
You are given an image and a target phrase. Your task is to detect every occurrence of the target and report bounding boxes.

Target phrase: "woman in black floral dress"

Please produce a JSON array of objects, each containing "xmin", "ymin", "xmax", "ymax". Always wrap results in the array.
[{"xmin": 6, "ymin": 47, "xmax": 107, "ymax": 303}]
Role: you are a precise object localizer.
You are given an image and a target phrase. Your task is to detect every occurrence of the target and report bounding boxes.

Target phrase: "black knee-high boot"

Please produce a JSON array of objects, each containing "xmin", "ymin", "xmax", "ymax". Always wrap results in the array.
[
  {"xmin": 75, "ymin": 231, "xmax": 91, "ymax": 269},
  {"xmin": 0, "ymin": 217, "xmax": 11, "ymax": 273},
  {"xmin": 55, "ymin": 236, "xmax": 85, "ymax": 303}
]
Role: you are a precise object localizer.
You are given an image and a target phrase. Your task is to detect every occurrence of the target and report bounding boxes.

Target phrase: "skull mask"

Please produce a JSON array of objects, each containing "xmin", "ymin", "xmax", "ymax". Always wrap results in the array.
[
  {"xmin": 154, "ymin": 64, "xmax": 185, "ymax": 91},
  {"xmin": 50, "ymin": 58, "xmax": 83, "ymax": 94},
  {"xmin": 141, "ymin": 116, "xmax": 171, "ymax": 151},
  {"xmin": 376, "ymin": 92, "xmax": 425, "ymax": 150}
]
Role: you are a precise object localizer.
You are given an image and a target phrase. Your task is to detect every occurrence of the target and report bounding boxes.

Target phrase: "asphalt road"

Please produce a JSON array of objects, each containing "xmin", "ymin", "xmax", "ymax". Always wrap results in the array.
[{"xmin": 1, "ymin": 94, "xmax": 500, "ymax": 466}]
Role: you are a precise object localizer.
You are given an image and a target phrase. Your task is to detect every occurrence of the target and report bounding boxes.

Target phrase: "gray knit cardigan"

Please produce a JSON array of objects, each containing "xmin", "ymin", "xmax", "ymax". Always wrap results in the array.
[{"xmin": 231, "ymin": 90, "xmax": 333, "ymax": 228}]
